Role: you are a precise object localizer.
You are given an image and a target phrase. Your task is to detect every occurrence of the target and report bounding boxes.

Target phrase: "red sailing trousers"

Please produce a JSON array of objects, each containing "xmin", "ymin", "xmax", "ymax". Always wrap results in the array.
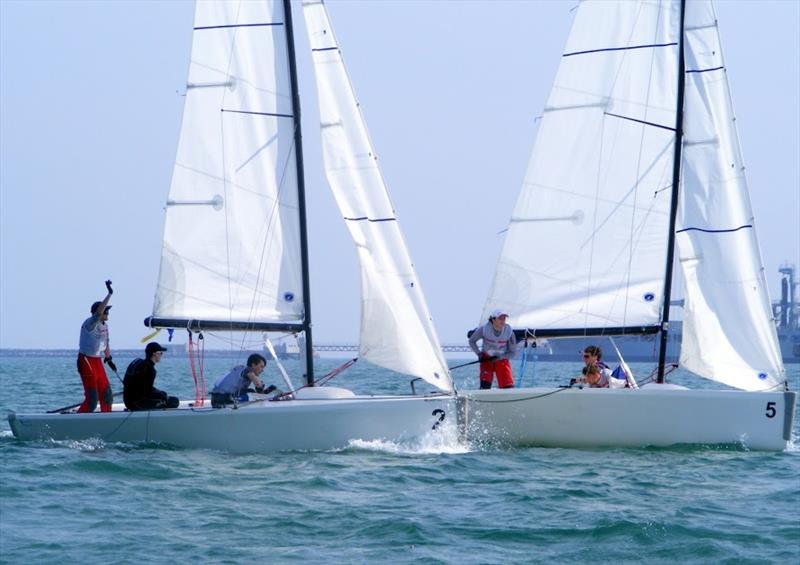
[
  {"xmin": 479, "ymin": 357, "xmax": 514, "ymax": 389},
  {"xmin": 77, "ymin": 353, "xmax": 112, "ymax": 413}
]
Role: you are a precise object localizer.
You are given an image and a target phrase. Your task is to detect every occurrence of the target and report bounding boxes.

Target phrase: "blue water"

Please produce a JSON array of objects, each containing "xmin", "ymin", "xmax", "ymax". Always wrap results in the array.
[{"xmin": 1, "ymin": 353, "xmax": 798, "ymax": 563}]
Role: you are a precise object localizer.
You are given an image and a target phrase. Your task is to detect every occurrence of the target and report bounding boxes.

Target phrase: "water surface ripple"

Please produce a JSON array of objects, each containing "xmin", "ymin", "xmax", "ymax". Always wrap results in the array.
[{"xmin": 1, "ymin": 355, "xmax": 798, "ymax": 563}]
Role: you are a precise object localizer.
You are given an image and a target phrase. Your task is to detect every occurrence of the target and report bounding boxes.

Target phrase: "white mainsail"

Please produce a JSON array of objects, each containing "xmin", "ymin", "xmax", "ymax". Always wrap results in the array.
[
  {"xmin": 677, "ymin": 1, "xmax": 784, "ymax": 390},
  {"xmin": 484, "ymin": 1, "xmax": 680, "ymax": 332},
  {"xmin": 302, "ymin": 0, "xmax": 452, "ymax": 391},
  {"xmin": 154, "ymin": 0, "xmax": 304, "ymax": 325},
  {"xmin": 484, "ymin": 0, "xmax": 784, "ymax": 391}
]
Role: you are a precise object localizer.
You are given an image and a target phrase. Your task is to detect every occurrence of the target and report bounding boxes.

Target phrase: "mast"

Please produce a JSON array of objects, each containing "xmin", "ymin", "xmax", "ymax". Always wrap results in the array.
[
  {"xmin": 657, "ymin": 0, "xmax": 686, "ymax": 383},
  {"xmin": 283, "ymin": 0, "xmax": 315, "ymax": 386}
]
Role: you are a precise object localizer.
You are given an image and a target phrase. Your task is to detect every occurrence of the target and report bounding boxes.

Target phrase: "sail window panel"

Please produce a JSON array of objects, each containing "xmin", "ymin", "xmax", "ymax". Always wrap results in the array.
[
  {"xmin": 302, "ymin": 1, "xmax": 452, "ymax": 390},
  {"xmin": 677, "ymin": 2, "xmax": 784, "ymax": 389}
]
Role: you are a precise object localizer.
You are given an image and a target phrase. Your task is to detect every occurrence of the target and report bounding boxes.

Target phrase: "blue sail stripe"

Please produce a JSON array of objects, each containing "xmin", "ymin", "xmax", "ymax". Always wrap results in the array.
[
  {"xmin": 676, "ymin": 224, "xmax": 753, "ymax": 234},
  {"xmin": 195, "ymin": 23, "xmax": 282, "ymax": 31},
  {"xmin": 222, "ymin": 109, "xmax": 294, "ymax": 119},
  {"xmin": 686, "ymin": 66, "xmax": 724, "ymax": 74},
  {"xmin": 344, "ymin": 216, "xmax": 397, "ymax": 223},
  {"xmin": 604, "ymin": 112, "xmax": 676, "ymax": 132}
]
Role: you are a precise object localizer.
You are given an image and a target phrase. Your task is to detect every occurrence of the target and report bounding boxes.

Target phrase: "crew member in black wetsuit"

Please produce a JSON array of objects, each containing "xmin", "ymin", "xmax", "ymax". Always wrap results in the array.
[{"xmin": 123, "ymin": 342, "xmax": 179, "ymax": 410}]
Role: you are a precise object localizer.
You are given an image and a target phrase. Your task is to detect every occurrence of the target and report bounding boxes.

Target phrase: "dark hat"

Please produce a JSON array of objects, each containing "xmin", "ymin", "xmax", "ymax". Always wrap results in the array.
[
  {"xmin": 91, "ymin": 301, "xmax": 112, "ymax": 314},
  {"xmin": 145, "ymin": 342, "xmax": 168, "ymax": 356}
]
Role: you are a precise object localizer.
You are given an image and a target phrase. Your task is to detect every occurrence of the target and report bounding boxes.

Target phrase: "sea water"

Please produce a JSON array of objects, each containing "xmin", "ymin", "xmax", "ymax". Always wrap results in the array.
[{"xmin": 1, "ymin": 352, "xmax": 798, "ymax": 564}]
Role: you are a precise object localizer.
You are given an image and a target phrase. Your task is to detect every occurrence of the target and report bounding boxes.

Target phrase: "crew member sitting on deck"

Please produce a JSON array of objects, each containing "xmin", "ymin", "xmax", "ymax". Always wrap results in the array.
[
  {"xmin": 581, "ymin": 345, "xmax": 612, "ymax": 382},
  {"xmin": 210, "ymin": 353, "xmax": 275, "ymax": 408},
  {"xmin": 575, "ymin": 363, "xmax": 609, "ymax": 388},
  {"xmin": 123, "ymin": 342, "xmax": 179, "ymax": 410}
]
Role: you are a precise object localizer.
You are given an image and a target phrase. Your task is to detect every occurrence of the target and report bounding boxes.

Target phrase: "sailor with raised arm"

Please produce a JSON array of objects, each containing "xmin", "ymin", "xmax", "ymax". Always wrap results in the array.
[{"xmin": 76, "ymin": 280, "xmax": 115, "ymax": 412}]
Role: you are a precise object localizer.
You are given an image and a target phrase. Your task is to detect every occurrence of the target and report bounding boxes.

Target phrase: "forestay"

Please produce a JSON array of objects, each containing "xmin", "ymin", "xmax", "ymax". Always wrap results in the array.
[
  {"xmin": 677, "ymin": 1, "xmax": 783, "ymax": 390},
  {"xmin": 484, "ymin": 1, "xmax": 680, "ymax": 332},
  {"xmin": 154, "ymin": 0, "xmax": 304, "ymax": 326},
  {"xmin": 302, "ymin": 0, "xmax": 452, "ymax": 392}
]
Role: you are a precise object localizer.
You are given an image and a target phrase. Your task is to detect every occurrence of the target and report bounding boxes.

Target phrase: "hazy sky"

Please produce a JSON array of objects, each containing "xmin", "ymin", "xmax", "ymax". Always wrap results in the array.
[{"xmin": 1, "ymin": 0, "xmax": 798, "ymax": 350}]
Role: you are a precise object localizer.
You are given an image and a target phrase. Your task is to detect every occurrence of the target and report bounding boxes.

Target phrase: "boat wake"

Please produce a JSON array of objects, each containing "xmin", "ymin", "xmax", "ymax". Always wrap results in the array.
[{"xmin": 345, "ymin": 422, "xmax": 469, "ymax": 455}]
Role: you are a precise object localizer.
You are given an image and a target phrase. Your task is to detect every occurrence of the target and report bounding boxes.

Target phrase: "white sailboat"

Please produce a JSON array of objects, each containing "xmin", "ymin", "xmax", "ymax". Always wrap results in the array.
[
  {"xmin": 458, "ymin": 0, "xmax": 796, "ymax": 450},
  {"xmin": 8, "ymin": 0, "xmax": 455, "ymax": 453}
]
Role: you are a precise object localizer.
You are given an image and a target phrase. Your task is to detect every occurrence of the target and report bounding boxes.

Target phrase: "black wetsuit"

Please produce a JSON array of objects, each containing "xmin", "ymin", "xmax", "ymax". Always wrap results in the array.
[{"xmin": 123, "ymin": 358, "xmax": 175, "ymax": 410}]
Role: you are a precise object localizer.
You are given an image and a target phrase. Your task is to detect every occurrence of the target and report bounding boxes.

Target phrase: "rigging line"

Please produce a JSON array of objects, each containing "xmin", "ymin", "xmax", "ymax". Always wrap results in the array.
[
  {"xmin": 582, "ymin": 1, "xmax": 648, "ymax": 336},
  {"xmin": 584, "ymin": 107, "xmax": 604, "ymax": 335},
  {"xmin": 578, "ymin": 139, "xmax": 673, "ymax": 251},
  {"xmin": 238, "ymin": 124, "xmax": 299, "ymax": 356},
  {"xmin": 247, "ymin": 358, "xmax": 359, "ymax": 403},
  {"xmin": 465, "ymin": 387, "xmax": 571, "ymax": 404},
  {"xmin": 220, "ymin": 1, "xmax": 244, "ymax": 359},
  {"xmin": 563, "ymin": 42, "xmax": 677, "ymax": 58},
  {"xmin": 101, "ymin": 409, "xmax": 137, "ymax": 442},
  {"xmin": 622, "ymin": 3, "xmax": 665, "ymax": 332},
  {"xmin": 604, "ymin": 112, "xmax": 675, "ymax": 132}
]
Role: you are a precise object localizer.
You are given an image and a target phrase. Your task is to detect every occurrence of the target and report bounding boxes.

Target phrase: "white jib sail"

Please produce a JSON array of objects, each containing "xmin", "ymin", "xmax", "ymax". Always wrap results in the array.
[
  {"xmin": 484, "ymin": 1, "xmax": 680, "ymax": 332},
  {"xmin": 301, "ymin": 0, "xmax": 452, "ymax": 392},
  {"xmin": 153, "ymin": 0, "xmax": 305, "ymax": 325},
  {"xmin": 677, "ymin": 0, "xmax": 784, "ymax": 390}
]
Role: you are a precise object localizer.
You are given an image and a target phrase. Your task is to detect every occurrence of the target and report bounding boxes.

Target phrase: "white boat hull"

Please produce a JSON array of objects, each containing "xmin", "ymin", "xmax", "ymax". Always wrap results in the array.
[
  {"xmin": 8, "ymin": 391, "xmax": 455, "ymax": 453},
  {"xmin": 457, "ymin": 387, "xmax": 797, "ymax": 451}
]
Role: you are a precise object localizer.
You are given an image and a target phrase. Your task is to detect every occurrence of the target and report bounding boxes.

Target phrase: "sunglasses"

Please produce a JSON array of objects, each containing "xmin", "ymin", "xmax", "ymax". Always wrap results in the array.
[{"xmin": 582, "ymin": 354, "xmax": 592, "ymax": 358}]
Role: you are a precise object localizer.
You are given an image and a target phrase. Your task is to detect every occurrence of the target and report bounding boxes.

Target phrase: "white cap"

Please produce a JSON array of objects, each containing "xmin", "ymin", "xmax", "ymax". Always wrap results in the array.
[{"xmin": 490, "ymin": 309, "xmax": 509, "ymax": 319}]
